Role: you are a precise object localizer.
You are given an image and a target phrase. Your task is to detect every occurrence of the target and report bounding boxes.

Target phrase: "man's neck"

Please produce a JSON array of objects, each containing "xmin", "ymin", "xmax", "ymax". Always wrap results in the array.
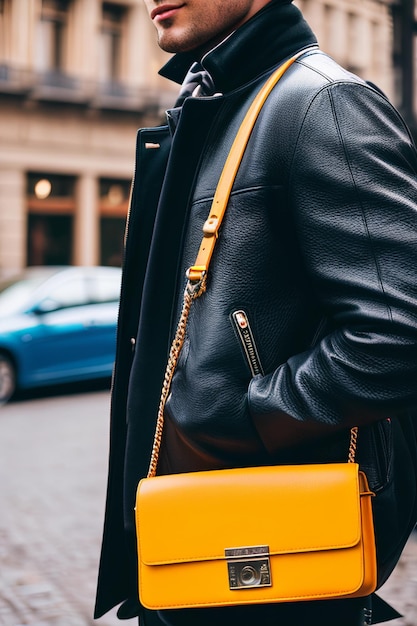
[{"xmin": 160, "ymin": 1, "xmax": 316, "ymax": 94}]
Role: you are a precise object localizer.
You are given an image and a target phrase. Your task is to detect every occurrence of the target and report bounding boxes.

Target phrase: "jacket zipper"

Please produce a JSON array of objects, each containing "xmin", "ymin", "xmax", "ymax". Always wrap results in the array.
[{"xmin": 231, "ymin": 310, "xmax": 264, "ymax": 377}]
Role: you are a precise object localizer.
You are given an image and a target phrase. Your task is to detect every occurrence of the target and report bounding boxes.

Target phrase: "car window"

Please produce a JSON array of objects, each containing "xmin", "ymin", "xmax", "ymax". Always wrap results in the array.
[
  {"xmin": 86, "ymin": 271, "xmax": 121, "ymax": 304},
  {"xmin": 0, "ymin": 275, "xmax": 52, "ymax": 316},
  {"xmin": 44, "ymin": 276, "xmax": 89, "ymax": 310}
]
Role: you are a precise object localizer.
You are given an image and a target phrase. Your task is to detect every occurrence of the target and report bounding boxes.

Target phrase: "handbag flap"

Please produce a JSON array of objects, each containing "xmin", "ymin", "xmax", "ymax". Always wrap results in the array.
[{"xmin": 136, "ymin": 463, "xmax": 364, "ymax": 567}]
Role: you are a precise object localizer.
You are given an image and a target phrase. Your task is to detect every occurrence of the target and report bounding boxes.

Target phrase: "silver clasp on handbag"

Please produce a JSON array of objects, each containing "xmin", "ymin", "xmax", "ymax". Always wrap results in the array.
[{"xmin": 225, "ymin": 545, "xmax": 271, "ymax": 590}]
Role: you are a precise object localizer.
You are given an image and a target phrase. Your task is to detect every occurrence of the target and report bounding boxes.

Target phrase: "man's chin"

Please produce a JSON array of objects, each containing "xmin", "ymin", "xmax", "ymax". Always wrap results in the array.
[
  {"xmin": 157, "ymin": 35, "xmax": 200, "ymax": 54},
  {"xmin": 156, "ymin": 27, "xmax": 222, "ymax": 54}
]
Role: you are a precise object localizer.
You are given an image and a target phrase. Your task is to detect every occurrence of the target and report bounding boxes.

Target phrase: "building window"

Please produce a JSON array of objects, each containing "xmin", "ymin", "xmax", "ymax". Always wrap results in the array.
[
  {"xmin": 322, "ymin": 5, "xmax": 333, "ymax": 54},
  {"xmin": 36, "ymin": 0, "xmax": 70, "ymax": 78},
  {"xmin": 392, "ymin": 3, "xmax": 403, "ymax": 110},
  {"xmin": 0, "ymin": 0, "xmax": 9, "ymax": 64},
  {"xmin": 99, "ymin": 178, "xmax": 130, "ymax": 267},
  {"xmin": 346, "ymin": 12, "xmax": 363, "ymax": 75},
  {"xmin": 99, "ymin": 3, "xmax": 126, "ymax": 86},
  {"xmin": 27, "ymin": 173, "xmax": 76, "ymax": 266}
]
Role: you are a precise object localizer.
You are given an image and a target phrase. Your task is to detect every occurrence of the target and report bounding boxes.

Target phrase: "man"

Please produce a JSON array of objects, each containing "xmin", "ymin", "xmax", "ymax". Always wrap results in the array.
[{"xmin": 95, "ymin": 1, "xmax": 417, "ymax": 624}]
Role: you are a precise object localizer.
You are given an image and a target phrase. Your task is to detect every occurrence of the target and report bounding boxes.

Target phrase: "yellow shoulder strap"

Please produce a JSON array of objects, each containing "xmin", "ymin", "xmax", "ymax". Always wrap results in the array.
[{"xmin": 186, "ymin": 51, "xmax": 305, "ymax": 284}]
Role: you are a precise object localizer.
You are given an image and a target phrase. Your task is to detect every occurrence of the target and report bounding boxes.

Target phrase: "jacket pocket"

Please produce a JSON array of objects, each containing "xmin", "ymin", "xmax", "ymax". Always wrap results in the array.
[{"xmin": 231, "ymin": 310, "xmax": 264, "ymax": 377}]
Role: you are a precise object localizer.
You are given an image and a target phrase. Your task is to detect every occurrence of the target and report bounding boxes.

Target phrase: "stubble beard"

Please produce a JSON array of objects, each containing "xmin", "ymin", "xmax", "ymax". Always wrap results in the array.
[{"xmin": 155, "ymin": 19, "xmax": 231, "ymax": 54}]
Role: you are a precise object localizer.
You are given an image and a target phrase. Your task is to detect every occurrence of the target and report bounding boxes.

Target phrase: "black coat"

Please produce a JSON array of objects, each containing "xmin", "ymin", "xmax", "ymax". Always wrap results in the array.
[{"xmin": 95, "ymin": 2, "xmax": 417, "ymax": 622}]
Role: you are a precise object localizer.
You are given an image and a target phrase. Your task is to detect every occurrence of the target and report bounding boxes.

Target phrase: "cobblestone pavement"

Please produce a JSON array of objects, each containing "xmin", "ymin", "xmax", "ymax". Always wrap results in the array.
[
  {"xmin": 0, "ymin": 388, "xmax": 134, "ymax": 626},
  {"xmin": 0, "ymin": 389, "xmax": 416, "ymax": 626},
  {"xmin": 379, "ymin": 532, "xmax": 417, "ymax": 626}
]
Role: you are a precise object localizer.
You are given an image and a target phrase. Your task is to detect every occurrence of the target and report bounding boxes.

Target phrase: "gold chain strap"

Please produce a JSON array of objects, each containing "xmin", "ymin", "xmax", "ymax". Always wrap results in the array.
[
  {"xmin": 147, "ymin": 280, "xmax": 359, "ymax": 476},
  {"xmin": 348, "ymin": 426, "xmax": 359, "ymax": 463},
  {"xmin": 147, "ymin": 277, "xmax": 207, "ymax": 477}
]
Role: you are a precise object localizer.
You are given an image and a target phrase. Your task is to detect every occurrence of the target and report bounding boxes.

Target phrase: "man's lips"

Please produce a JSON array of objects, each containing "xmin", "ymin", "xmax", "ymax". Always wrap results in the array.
[{"xmin": 150, "ymin": 3, "xmax": 185, "ymax": 20}]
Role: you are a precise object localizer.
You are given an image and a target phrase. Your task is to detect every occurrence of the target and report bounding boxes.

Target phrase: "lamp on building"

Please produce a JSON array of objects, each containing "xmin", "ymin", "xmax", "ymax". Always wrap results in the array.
[
  {"xmin": 106, "ymin": 184, "xmax": 124, "ymax": 206},
  {"xmin": 34, "ymin": 178, "xmax": 52, "ymax": 200}
]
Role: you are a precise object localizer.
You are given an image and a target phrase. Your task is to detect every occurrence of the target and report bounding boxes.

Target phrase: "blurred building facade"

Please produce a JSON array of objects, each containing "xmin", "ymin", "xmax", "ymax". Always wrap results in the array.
[
  {"xmin": 391, "ymin": 0, "xmax": 417, "ymax": 136},
  {"xmin": 0, "ymin": 0, "xmax": 175, "ymax": 277},
  {"xmin": 0, "ymin": 0, "xmax": 414, "ymax": 278}
]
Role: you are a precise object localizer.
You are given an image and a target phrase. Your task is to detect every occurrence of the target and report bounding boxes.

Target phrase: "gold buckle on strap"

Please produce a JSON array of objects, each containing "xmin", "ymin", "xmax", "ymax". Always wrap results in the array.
[{"xmin": 186, "ymin": 265, "xmax": 207, "ymax": 283}]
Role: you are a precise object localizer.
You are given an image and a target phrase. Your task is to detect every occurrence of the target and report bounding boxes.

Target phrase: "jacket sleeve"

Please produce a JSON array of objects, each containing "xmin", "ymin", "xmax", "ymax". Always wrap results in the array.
[{"xmin": 248, "ymin": 81, "xmax": 417, "ymax": 453}]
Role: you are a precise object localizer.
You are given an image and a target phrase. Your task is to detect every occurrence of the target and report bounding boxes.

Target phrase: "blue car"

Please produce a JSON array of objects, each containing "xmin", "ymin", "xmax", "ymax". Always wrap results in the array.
[{"xmin": 0, "ymin": 266, "xmax": 121, "ymax": 404}]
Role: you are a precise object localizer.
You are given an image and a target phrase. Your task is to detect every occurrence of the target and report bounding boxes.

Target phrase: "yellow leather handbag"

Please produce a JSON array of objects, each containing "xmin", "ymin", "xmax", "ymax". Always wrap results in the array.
[
  {"xmin": 135, "ymin": 52, "xmax": 378, "ymax": 611},
  {"xmin": 136, "ymin": 460, "xmax": 376, "ymax": 610}
]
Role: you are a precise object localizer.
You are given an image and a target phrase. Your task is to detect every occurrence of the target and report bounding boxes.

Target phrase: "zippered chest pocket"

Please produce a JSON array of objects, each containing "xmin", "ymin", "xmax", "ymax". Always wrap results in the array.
[{"xmin": 231, "ymin": 310, "xmax": 264, "ymax": 377}]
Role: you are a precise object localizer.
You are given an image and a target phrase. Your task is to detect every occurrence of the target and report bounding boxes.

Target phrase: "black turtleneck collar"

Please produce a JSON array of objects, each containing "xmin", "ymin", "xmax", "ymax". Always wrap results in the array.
[{"xmin": 158, "ymin": 0, "xmax": 317, "ymax": 94}]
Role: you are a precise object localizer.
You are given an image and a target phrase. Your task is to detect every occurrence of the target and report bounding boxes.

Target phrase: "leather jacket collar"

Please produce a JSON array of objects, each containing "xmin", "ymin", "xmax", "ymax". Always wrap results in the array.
[{"xmin": 158, "ymin": 0, "xmax": 317, "ymax": 93}]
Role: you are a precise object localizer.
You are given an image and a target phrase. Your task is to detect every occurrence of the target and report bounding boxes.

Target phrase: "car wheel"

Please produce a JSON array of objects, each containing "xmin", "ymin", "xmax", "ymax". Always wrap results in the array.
[{"xmin": 0, "ymin": 353, "xmax": 16, "ymax": 405}]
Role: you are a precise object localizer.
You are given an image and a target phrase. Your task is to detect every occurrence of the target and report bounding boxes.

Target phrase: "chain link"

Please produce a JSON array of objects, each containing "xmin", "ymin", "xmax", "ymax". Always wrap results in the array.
[
  {"xmin": 348, "ymin": 426, "xmax": 359, "ymax": 463},
  {"xmin": 147, "ymin": 277, "xmax": 207, "ymax": 477}
]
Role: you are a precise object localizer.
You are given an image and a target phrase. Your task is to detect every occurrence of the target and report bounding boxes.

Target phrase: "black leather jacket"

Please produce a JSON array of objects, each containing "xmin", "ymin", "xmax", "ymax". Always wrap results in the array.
[{"xmin": 95, "ymin": 1, "xmax": 417, "ymax": 621}]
